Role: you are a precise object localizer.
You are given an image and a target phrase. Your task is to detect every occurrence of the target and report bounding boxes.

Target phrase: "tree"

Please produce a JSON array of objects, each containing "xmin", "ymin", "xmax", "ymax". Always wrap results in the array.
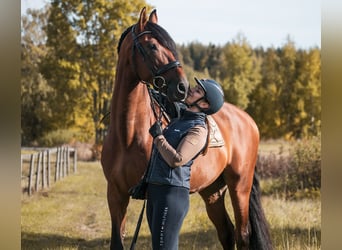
[
  {"xmin": 291, "ymin": 48, "xmax": 321, "ymax": 138},
  {"xmin": 188, "ymin": 42, "xmax": 209, "ymax": 72},
  {"xmin": 248, "ymin": 42, "xmax": 321, "ymax": 139},
  {"xmin": 178, "ymin": 44, "xmax": 194, "ymax": 69},
  {"xmin": 21, "ymin": 7, "xmax": 53, "ymax": 144},
  {"xmin": 205, "ymin": 44, "xmax": 223, "ymax": 79},
  {"xmin": 40, "ymin": 0, "xmax": 83, "ymax": 133},
  {"xmin": 220, "ymin": 34, "xmax": 261, "ymax": 109},
  {"xmin": 247, "ymin": 47, "xmax": 283, "ymax": 138},
  {"xmin": 277, "ymin": 40, "xmax": 298, "ymax": 138},
  {"xmin": 40, "ymin": 0, "xmax": 150, "ymax": 143},
  {"xmin": 178, "ymin": 42, "xmax": 222, "ymax": 85}
]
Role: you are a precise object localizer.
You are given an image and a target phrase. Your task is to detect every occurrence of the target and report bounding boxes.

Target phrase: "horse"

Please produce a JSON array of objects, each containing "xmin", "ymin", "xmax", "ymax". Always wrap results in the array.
[{"xmin": 101, "ymin": 7, "xmax": 272, "ymax": 250}]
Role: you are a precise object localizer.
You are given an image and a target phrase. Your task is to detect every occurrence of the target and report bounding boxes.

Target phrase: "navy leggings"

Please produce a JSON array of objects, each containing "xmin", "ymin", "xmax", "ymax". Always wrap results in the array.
[{"xmin": 146, "ymin": 184, "xmax": 189, "ymax": 250}]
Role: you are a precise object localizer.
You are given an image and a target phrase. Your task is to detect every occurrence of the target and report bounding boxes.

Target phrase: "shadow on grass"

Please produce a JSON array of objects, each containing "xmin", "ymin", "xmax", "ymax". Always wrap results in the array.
[
  {"xmin": 22, "ymin": 232, "xmax": 111, "ymax": 249},
  {"xmin": 21, "ymin": 229, "xmax": 220, "ymax": 250},
  {"xmin": 22, "ymin": 226, "xmax": 321, "ymax": 249}
]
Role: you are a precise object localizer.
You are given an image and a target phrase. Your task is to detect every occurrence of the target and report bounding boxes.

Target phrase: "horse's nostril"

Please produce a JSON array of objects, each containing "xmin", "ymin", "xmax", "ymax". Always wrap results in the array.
[
  {"xmin": 177, "ymin": 82, "xmax": 186, "ymax": 94},
  {"xmin": 173, "ymin": 82, "xmax": 187, "ymax": 101}
]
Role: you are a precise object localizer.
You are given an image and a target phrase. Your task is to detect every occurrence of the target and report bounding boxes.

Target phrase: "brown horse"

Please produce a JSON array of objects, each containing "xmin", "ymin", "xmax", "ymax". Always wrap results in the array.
[{"xmin": 101, "ymin": 7, "xmax": 272, "ymax": 250}]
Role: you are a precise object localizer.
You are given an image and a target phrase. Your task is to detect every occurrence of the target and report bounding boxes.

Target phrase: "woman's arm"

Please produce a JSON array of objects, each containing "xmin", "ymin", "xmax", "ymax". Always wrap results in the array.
[{"xmin": 153, "ymin": 125, "xmax": 207, "ymax": 167}]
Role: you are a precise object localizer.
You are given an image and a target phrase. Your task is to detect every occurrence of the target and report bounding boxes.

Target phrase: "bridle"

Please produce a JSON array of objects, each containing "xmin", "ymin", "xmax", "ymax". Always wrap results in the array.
[
  {"xmin": 130, "ymin": 24, "xmax": 183, "ymax": 123},
  {"xmin": 99, "ymin": 25, "xmax": 180, "ymax": 128},
  {"xmin": 131, "ymin": 25, "xmax": 181, "ymax": 91}
]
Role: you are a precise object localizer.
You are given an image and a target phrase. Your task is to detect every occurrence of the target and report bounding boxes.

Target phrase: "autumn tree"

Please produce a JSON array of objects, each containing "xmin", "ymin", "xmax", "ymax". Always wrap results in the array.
[
  {"xmin": 247, "ymin": 47, "xmax": 284, "ymax": 138},
  {"xmin": 40, "ymin": 1, "xmax": 83, "ymax": 134},
  {"xmin": 290, "ymin": 48, "xmax": 321, "ymax": 138},
  {"xmin": 40, "ymin": 0, "xmax": 149, "ymax": 143},
  {"xmin": 220, "ymin": 34, "xmax": 261, "ymax": 109},
  {"xmin": 21, "ymin": 7, "xmax": 52, "ymax": 144},
  {"xmin": 248, "ymin": 42, "xmax": 321, "ymax": 139}
]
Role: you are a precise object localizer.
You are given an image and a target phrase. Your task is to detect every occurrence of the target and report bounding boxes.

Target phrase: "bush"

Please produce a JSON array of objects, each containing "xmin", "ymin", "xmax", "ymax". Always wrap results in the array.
[
  {"xmin": 257, "ymin": 136, "xmax": 321, "ymax": 199},
  {"xmin": 38, "ymin": 129, "xmax": 78, "ymax": 147},
  {"xmin": 288, "ymin": 136, "xmax": 321, "ymax": 192}
]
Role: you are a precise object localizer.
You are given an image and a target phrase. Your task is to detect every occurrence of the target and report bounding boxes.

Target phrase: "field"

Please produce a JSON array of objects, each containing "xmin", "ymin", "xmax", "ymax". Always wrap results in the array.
[{"xmin": 21, "ymin": 158, "xmax": 321, "ymax": 249}]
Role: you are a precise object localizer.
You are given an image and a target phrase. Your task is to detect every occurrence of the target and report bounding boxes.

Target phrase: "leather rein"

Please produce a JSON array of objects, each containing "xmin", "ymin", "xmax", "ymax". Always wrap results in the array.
[{"xmin": 130, "ymin": 26, "xmax": 183, "ymax": 249}]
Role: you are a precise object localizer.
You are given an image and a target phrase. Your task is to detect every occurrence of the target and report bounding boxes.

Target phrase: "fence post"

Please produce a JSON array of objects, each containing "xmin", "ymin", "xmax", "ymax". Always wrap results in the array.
[
  {"xmin": 35, "ymin": 152, "xmax": 42, "ymax": 192},
  {"xmin": 28, "ymin": 154, "xmax": 35, "ymax": 196},
  {"xmin": 61, "ymin": 147, "xmax": 65, "ymax": 178},
  {"xmin": 47, "ymin": 150, "xmax": 51, "ymax": 187},
  {"xmin": 55, "ymin": 147, "xmax": 60, "ymax": 181},
  {"xmin": 42, "ymin": 151, "xmax": 46, "ymax": 189},
  {"xmin": 63, "ymin": 147, "xmax": 67, "ymax": 177},
  {"xmin": 66, "ymin": 147, "xmax": 70, "ymax": 175},
  {"xmin": 59, "ymin": 147, "xmax": 62, "ymax": 179},
  {"xmin": 73, "ymin": 149, "xmax": 77, "ymax": 173}
]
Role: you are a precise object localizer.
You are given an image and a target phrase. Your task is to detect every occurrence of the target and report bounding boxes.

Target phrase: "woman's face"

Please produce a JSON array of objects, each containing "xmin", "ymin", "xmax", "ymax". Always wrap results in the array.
[{"xmin": 185, "ymin": 84, "xmax": 205, "ymax": 105}]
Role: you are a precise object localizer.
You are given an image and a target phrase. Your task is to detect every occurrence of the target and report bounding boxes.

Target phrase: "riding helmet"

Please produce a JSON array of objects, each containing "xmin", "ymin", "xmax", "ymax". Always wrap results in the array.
[{"xmin": 194, "ymin": 77, "xmax": 224, "ymax": 115}]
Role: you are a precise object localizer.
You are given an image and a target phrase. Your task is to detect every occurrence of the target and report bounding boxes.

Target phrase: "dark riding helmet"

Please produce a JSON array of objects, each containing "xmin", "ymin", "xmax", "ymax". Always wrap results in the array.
[{"xmin": 194, "ymin": 77, "xmax": 224, "ymax": 115}]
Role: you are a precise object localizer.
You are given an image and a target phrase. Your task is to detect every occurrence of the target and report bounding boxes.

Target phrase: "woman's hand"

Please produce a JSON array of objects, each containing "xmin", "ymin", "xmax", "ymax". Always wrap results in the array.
[{"xmin": 149, "ymin": 121, "xmax": 163, "ymax": 138}]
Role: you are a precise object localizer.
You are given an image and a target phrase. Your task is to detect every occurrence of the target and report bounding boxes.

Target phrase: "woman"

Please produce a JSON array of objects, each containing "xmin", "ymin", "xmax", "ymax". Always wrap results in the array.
[{"xmin": 146, "ymin": 78, "xmax": 225, "ymax": 249}]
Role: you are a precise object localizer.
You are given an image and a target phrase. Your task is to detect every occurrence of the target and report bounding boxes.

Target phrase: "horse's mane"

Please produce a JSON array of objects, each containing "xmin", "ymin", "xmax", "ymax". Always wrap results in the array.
[
  {"xmin": 117, "ymin": 22, "xmax": 178, "ymax": 60},
  {"xmin": 117, "ymin": 25, "xmax": 133, "ymax": 54}
]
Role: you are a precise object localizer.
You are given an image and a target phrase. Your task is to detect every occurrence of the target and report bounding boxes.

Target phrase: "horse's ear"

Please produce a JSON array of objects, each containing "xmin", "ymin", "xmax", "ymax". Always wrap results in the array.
[
  {"xmin": 149, "ymin": 9, "xmax": 158, "ymax": 24},
  {"xmin": 138, "ymin": 7, "xmax": 148, "ymax": 32}
]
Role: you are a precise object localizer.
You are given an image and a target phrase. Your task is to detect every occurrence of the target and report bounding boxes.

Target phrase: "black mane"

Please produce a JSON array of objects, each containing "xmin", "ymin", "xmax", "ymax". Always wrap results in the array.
[
  {"xmin": 117, "ymin": 22, "xmax": 178, "ymax": 59},
  {"xmin": 117, "ymin": 25, "xmax": 133, "ymax": 54}
]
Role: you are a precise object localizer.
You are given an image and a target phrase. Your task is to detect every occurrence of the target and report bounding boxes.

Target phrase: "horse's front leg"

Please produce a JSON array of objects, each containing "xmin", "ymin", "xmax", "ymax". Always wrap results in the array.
[{"xmin": 107, "ymin": 182, "xmax": 130, "ymax": 250}]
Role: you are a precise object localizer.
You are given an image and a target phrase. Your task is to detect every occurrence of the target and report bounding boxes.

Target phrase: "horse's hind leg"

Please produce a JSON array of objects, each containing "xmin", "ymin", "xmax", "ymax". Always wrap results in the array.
[
  {"xmin": 224, "ymin": 169, "xmax": 254, "ymax": 250},
  {"xmin": 199, "ymin": 176, "xmax": 235, "ymax": 250},
  {"xmin": 107, "ymin": 182, "xmax": 129, "ymax": 250}
]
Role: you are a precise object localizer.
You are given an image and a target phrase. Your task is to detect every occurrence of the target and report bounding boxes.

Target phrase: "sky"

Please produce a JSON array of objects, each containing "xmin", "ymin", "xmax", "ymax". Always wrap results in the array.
[{"xmin": 21, "ymin": 0, "xmax": 321, "ymax": 49}]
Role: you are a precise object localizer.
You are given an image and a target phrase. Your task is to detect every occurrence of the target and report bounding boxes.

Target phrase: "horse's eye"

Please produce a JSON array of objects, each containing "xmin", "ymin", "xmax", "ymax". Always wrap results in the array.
[{"xmin": 148, "ymin": 43, "xmax": 157, "ymax": 51}]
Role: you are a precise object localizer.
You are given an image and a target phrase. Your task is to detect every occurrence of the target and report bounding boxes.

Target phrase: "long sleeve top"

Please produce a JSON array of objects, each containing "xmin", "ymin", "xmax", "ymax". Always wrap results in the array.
[{"xmin": 153, "ymin": 122, "xmax": 207, "ymax": 168}]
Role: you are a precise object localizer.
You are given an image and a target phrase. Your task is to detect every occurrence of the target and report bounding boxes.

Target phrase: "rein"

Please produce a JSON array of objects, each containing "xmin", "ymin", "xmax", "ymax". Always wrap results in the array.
[
  {"xmin": 146, "ymin": 85, "xmax": 164, "ymax": 123},
  {"xmin": 130, "ymin": 25, "xmax": 182, "ymax": 249},
  {"xmin": 99, "ymin": 85, "xmax": 170, "ymax": 128}
]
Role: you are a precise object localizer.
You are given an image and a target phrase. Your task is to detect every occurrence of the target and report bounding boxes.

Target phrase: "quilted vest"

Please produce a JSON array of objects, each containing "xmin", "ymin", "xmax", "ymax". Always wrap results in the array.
[{"xmin": 146, "ymin": 110, "xmax": 206, "ymax": 189}]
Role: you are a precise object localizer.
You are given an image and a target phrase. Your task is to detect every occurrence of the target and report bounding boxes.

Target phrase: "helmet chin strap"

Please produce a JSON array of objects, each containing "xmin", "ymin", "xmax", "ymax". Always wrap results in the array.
[{"xmin": 185, "ymin": 96, "xmax": 206, "ymax": 112}]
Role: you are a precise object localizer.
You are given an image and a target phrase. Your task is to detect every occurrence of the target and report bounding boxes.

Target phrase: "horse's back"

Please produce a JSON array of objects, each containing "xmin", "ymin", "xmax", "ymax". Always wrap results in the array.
[{"xmin": 218, "ymin": 102, "xmax": 259, "ymax": 142}]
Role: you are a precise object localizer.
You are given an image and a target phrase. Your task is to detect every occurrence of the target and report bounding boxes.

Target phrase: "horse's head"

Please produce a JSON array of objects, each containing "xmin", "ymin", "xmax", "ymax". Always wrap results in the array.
[{"xmin": 129, "ymin": 7, "xmax": 189, "ymax": 101}]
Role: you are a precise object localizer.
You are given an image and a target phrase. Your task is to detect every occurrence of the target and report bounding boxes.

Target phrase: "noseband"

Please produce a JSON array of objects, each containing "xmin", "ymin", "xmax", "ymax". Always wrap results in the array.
[{"xmin": 131, "ymin": 25, "xmax": 181, "ymax": 90}]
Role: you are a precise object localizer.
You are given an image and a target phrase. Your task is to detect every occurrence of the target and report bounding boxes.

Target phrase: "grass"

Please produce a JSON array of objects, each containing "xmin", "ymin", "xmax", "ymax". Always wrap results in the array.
[{"xmin": 21, "ymin": 161, "xmax": 320, "ymax": 249}]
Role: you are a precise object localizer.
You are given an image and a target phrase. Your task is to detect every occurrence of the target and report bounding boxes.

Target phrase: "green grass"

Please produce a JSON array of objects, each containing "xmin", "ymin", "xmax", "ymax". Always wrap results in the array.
[{"xmin": 21, "ymin": 161, "xmax": 320, "ymax": 249}]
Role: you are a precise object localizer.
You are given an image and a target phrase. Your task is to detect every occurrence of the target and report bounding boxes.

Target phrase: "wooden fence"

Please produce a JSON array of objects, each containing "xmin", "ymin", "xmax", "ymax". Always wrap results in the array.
[{"xmin": 21, "ymin": 147, "xmax": 77, "ymax": 196}]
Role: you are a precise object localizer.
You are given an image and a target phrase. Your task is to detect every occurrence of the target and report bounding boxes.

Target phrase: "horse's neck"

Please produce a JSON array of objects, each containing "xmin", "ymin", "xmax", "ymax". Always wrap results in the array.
[{"xmin": 111, "ymin": 71, "xmax": 153, "ymax": 146}]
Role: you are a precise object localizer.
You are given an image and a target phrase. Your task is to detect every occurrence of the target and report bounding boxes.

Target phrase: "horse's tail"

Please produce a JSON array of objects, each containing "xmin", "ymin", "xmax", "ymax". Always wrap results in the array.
[{"xmin": 249, "ymin": 173, "xmax": 273, "ymax": 250}]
